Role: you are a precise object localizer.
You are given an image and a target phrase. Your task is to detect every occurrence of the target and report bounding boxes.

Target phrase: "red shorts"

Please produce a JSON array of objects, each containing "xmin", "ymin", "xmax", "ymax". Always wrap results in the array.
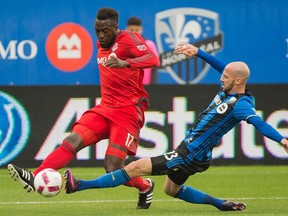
[{"xmin": 73, "ymin": 104, "xmax": 145, "ymax": 156}]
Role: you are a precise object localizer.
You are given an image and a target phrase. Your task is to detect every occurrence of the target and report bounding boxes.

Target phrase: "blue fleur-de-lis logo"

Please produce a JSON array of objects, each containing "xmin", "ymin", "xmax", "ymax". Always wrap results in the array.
[
  {"xmin": 0, "ymin": 91, "xmax": 30, "ymax": 166},
  {"xmin": 155, "ymin": 8, "xmax": 223, "ymax": 84}
]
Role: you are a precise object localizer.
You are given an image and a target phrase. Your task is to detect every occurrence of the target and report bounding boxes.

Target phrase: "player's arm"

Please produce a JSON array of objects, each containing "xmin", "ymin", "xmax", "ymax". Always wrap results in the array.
[
  {"xmin": 125, "ymin": 32, "xmax": 160, "ymax": 69},
  {"xmin": 104, "ymin": 33, "xmax": 159, "ymax": 69},
  {"xmin": 175, "ymin": 44, "xmax": 226, "ymax": 73},
  {"xmin": 103, "ymin": 52, "xmax": 158, "ymax": 68},
  {"xmin": 247, "ymin": 115, "xmax": 288, "ymax": 153},
  {"xmin": 235, "ymin": 98, "xmax": 288, "ymax": 153},
  {"xmin": 126, "ymin": 50, "xmax": 159, "ymax": 69}
]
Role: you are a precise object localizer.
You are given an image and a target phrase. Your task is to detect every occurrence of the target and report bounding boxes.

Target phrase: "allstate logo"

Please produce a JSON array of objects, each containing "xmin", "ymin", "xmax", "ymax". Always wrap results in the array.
[
  {"xmin": 0, "ymin": 91, "xmax": 30, "ymax": 166},
  {"xmin": 155, "ymin": 8, "xmax": 223, "ymax": 84}
]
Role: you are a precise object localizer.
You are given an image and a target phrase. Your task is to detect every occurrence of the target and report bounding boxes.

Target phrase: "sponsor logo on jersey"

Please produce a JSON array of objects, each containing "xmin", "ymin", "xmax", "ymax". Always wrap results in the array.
[
  {"xmin": 216, "ymin": 103, "xmax": 228, "ymax": 114},
  {"xmin": 137, "ymin": 45, "xmax": 147, "ymax": 51},
  {"xmin": 0, "ymin": 91, "xmax": 30, "ymax": 166},
  {"xmin": 46, "ymin": 22, "xmax": 93, "ymax": 72},
  {"xmin": 155, "ymin": 8, "xmax": 223, "ymax": 84}
]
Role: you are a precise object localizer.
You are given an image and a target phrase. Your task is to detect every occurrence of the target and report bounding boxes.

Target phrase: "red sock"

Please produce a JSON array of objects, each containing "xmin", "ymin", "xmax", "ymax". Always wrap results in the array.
[
  {"xmin": 125, "ymin": 177, "xmax": 150, "ymax": 192},
  {"xmin": 33, "ymin": 141, "xmax": 76, "ymax": 176}
]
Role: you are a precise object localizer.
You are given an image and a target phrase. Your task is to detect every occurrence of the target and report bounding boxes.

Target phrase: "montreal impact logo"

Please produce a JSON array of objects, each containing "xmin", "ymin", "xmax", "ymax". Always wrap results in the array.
[
  {"xmin": 155, "ymin": 8, "xmax": 223, "ymax": 84},
  {"xmin": 0, "ymin": 91, "xmax": 30, "ymax": 166}
]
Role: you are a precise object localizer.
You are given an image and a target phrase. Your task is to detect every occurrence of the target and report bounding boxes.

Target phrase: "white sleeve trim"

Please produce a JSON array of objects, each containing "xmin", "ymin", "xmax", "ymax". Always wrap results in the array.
[{"xmin": 245, "ymin": 114, "xmax": 259, "ymax": 122}]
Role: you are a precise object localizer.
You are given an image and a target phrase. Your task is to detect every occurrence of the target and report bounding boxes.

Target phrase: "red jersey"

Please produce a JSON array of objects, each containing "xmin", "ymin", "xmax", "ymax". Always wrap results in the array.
[{"xmin": 96, "ymin": 30, "xmax": 159, "ymax": 109}]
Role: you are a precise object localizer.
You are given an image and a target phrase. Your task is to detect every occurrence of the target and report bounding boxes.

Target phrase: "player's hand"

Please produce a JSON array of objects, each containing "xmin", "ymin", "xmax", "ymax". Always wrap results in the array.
[
  {"xmin": 175, "ymin": 43, "xmax": 198, "ymax": 57},
  {"xmin": 104, "ymin": 56, "xmax": 130, "ymax": 68},
  {"xmin": 281, "ymin": 138, "xmax": 288, "ymax": 153}
]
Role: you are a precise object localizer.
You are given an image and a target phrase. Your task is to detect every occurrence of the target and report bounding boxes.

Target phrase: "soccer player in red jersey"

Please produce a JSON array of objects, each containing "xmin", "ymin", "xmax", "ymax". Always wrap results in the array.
[{"xmin": 8, "ymin": 7, "xmax": 159, "ymax": 209}]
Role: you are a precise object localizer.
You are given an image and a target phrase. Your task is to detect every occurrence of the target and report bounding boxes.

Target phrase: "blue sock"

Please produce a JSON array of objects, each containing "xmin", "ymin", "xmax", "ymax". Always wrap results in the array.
[
  {"xmin": 176, "ymin": 185, "xmax": 225, "ymax": 210},
  {"xmin": 77, "ymin": 168, "xmax": 131, "ymax": 191}
]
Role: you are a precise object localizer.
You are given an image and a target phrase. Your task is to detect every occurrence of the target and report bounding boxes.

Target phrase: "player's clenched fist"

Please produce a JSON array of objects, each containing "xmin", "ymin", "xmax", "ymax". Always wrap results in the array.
[{"xmin": 104, "ymin": 56, "xmax": 130, "ymax": 68}]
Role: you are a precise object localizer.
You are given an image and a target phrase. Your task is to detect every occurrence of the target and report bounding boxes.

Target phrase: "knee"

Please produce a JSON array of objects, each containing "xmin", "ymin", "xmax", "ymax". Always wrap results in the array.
[
  {"xmin": 125, "ymin": 159, "xmax": 151, "ymax": 177},
  {"xmin": 104, "ymin": 163, "xmax": 123, "ymax": 173},
  {"xmin": 164, "ymin": 186, "xmax": 177, "ymax": 197},
  {"xmin": 125, "ymin": 161, "xmax": 143, "ymax": 173},
  {"xmin": 104, "ymin": 155, "xmax": 125, "ymax": 173},
  {"xmin": 163, "ymin": 180, "xmax": 181, "ymax": 197},
  {"xmin": 63, "ymin": 132, "xmax": 84, "ymax": 152}
]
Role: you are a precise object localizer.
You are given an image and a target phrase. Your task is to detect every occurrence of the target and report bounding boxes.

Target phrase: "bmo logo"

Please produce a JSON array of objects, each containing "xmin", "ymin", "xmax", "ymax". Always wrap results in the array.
[
  {"xmin": 0, "ymin": 40, "xmax": 37, "ymax": 60},
  {"xmin": 46, "ymin": 22, "xmax": 93, "ymax": 72}
]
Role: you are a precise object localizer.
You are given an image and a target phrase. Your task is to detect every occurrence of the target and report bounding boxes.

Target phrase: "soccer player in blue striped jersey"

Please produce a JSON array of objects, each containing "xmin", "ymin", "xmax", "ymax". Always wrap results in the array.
[{"xmin": 64, "ymin": 43, "xmax": 288, "ymax": 211}]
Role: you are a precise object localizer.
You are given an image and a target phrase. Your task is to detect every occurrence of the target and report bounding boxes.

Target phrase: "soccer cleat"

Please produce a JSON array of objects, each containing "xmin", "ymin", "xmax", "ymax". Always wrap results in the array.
[
  {"xmin": 137, "ymin": 178, "xmax": 155, "ymax": 209},
  {"xmin": 222, "ymin": 200, "xmax": 246, "ymax": 211},
  {"xmin": 7, "ymin": 164, "xmax": 35, "ymax": 192},
  {"xmin": 63, "ymin": 169, "xmax": 80, "ymax": 194}
]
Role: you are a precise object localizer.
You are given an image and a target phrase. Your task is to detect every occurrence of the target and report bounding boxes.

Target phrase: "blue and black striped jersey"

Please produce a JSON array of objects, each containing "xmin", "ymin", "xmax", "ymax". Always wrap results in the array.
[{"xmin": 184, "ymin": 90, "xmax": 256, "ymax": 161}]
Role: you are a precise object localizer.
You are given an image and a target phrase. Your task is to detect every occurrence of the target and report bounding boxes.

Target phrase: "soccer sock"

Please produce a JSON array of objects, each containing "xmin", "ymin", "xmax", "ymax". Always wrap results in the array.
[
  {"xmin": 125, "ymin": 177, "xmax": 151, "ymax": 192},
  {"xmin": 176, "ymin": 185, "xmax": 225, "ymax": 210},
  {"xmin": 77, "ymin": 168, "xmax": 131, "ymax": 191},
  {"xmin": 33, "ymin": 141, "xmax": 76, "ymax": 176}
]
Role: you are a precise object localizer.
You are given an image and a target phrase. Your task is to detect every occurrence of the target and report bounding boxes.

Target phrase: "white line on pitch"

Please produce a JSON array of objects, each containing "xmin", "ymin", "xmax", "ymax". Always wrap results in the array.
[{"xmin": 1, "ymin": 197, "xmax": 288, "ymax": 205}]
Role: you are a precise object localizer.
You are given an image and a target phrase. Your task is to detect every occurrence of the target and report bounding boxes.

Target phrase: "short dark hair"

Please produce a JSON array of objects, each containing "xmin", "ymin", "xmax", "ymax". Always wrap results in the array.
[
  {"xmin": 127, "ymin": 16, "xmax": 142, "ymax": 26},
  {"xmin": 97, "ymin": 8, "xmax": 119, "ymax": 23}
]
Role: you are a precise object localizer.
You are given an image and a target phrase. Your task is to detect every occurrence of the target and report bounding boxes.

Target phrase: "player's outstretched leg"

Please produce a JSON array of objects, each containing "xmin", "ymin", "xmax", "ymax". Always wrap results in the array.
[
  {"xmin": 176, "ymin": 185, "xmax": 246, "ymax": 211},
  {"xmin": 137, "ymin": 178, "xmax": 155, "ymax": 209},
  {"xmin": 64, "ymin": 168, "xmax": 155, "ymax": 209},
  {"xmin": 7, "ymin": 164, "xmax": 35, "ymax": 192}
]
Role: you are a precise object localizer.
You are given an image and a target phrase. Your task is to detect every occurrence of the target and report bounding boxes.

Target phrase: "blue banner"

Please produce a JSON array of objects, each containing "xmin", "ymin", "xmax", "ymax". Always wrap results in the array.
[{"xmin": 1, "ymin": 0, "xmax": 288, "ymax": 85}]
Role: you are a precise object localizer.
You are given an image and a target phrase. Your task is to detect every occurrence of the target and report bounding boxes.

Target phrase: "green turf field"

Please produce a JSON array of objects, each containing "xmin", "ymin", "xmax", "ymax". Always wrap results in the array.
[{"xmin": 1, "ymin": 166, "xmax": 287, "ymax": 216}]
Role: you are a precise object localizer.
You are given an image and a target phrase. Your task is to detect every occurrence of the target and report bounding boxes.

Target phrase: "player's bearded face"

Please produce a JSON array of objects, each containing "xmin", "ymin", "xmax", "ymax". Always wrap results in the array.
[
  {"xmin": 220, "ymin": 71, "xmax": 236, "ymax": 93},
  {"xmin": 95, "ymin": 19, "xmax": 118, "ymax": 48},
  {"xmin": 222, "ymin": 80, "xmax": 235, "ymax": 93}
]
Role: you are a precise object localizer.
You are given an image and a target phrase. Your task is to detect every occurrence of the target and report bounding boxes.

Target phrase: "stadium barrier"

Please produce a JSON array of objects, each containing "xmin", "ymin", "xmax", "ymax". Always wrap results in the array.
[{"xmin": 1, "ymin": 84, "xmax": 287, "ymax": 167}]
